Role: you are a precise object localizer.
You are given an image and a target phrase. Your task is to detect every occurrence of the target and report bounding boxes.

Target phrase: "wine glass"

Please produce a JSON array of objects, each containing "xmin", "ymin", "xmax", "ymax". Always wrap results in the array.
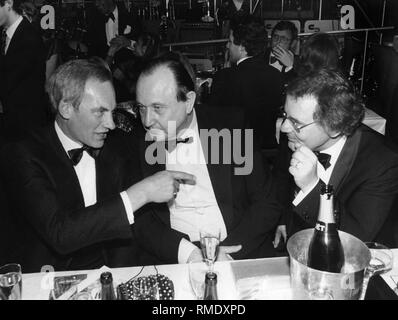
[
  {"xmin": 359, "ymin": 242, "xmax": 393, "ymax": 300},
  {"xmin": 0, "ymin": 263, "xmax": 22, "ymax": 300},
  {"xmin": 199, "ymin": 227, "xmax": 221, "ymax": 273}
]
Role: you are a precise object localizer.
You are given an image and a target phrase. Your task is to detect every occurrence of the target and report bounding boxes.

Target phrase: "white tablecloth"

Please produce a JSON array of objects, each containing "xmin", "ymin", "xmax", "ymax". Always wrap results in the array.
[{"xmin": 21, "ymin": 249, "xmax": 398, "ymax": 300}]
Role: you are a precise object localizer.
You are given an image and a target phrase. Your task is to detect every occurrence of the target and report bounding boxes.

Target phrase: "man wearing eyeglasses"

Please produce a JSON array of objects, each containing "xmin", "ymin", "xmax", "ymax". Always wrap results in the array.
[
  {"xmin": 265, "ymin": 21, "xmax": 298, "ymax": 85},
  {"xmin": 272, "ymin": 69, "xmax": 398, "ymax": 250}
]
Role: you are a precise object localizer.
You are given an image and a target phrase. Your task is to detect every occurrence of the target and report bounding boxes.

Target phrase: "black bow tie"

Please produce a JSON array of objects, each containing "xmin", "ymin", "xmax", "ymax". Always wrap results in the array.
[
  {"xmin": 68, "ymin": 146, "xmax": 100, "ymax": 166},
  {"xmin": 165, "ymin": 137, "xmax": 193, "ymax": 151},
  {"xmin": 106, "ymin": 12, "xmax": 115, "ymax": 22},
  {"xmin": 315, "ymin": 151, "xmax": 331, "ymax": 170}
]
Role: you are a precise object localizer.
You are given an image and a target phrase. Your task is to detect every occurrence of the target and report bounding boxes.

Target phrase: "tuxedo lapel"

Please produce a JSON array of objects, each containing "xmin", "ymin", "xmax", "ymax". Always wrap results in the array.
[
  {"xmin": 196, "ymin": 108, "xmax": 234, "ymax": 230},
  {"xmin": 138, "ymin": 133, "xmax": 170, "ymax": 225},
  {"xmin": 47, "ymin": 125, "xmax": 86, "ymax": 208},
  {"xmin": 5, "ymin": 18, "xmax": 27, "ymax": 56},
  {"xmin": 329, "ymin": 130, "xmax": 362, "ymax": 194}
]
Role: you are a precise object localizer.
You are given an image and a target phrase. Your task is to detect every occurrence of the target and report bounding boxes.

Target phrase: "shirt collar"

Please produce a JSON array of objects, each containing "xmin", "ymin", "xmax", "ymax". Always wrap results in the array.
[
  {"xmin": 177, "ymin": 109, "xmax": 198, "ymax": 140},
  {"xmin": 237, "ymin": 56, "xmax": 252, "ymax": 65},
  {"xmin": 54, "ymin": 121, "xmax": 83, "ymax": 153},
  {"xmin": 319, "ymin": 135, "xmax": 347, "ymax": 167},
  {"xmin": 6, "ymin": 15, "xmax": 23, "ymax": 40}
]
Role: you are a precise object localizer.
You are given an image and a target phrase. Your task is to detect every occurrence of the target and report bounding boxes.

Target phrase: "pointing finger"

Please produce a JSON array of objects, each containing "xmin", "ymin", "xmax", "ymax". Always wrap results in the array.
[{"xmin": 168, "ymin": 171, "xmax": 196, "ymax": 185}]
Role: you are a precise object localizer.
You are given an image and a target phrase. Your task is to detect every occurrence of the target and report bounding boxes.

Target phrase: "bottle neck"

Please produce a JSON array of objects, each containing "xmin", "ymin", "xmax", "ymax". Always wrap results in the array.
[{"xmin": 317, "ymin": 192, "xmax": 335, "ymax": 224}]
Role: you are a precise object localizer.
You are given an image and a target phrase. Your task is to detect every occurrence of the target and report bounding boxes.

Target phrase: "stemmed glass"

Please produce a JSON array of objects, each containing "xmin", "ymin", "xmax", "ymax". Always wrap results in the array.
[
  {"xmin": 199, "ymin": 227, "xmax": 221, "ymax": 273},
  {"xmin": 359, "ymin": 242, "xmax": 393, "ymax": 300}
]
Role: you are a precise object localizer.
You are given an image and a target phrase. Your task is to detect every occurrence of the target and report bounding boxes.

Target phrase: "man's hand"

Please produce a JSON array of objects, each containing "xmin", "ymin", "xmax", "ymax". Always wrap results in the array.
[
  {"xmin": 187, "ymin": 247, "xmax": 203, "ymax": 263},
  {"xmin": 289, "ymin": 144, "xmax": 318, "ymax": 193},
  {"xmin": 126, "ymin": 170, "xmax": 196, "ymax": 211},
  {"xmin": 217, "ymin": 245, "xmax": 242, "ymax": 261},
  {"xmin": 273, "ymin": 225, "xmax": 287, "ymax": 248},
  {"xmin": 273, "ymin": 45, "xmax": 294, "ymax": 68}
]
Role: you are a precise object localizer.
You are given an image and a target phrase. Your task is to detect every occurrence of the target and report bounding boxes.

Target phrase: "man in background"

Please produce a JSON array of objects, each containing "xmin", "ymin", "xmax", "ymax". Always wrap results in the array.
[
  {"xmin": 0, "ymin": 0, "xmax": 47, "ymax": 141},
  {"xmin": 265, "ymin": 20, "xmax": 298, "ymax": 87},
  {"xmin": 210, "ymin": 15, "xmax": 284, "ymax": 150},
  {"xmin": 85, "ymin": 0, "xmax": 142, "ymax": 59}
]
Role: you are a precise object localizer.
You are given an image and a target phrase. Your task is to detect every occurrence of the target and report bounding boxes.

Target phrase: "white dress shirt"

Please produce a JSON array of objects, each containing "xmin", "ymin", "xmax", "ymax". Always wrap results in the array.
[
  {"xmin": 166, "ymin": 110, "xmax": 227, "ymax": 263},
  {"xmin": 4, "ymin": 15, "xmax": 23, "ymax": 54},
  {"xmin": 55, "ymin": 122, "xmax": 134, "ymax": 223},
  {"xmin": 105, "ymin": 7, "xmax": 119, "ymax": 46},
  {"xmin": 237, "ymin": 56, "xmax": 251, "ymax": 65},
  {"xmin": 293, "ymin": 136, "xmax": 347, "ymax": 206}
]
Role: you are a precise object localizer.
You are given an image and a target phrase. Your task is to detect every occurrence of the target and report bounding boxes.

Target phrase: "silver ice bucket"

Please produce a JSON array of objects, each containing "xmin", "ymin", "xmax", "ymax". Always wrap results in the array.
[{"xmin": 287, "ymin": 229, "xmax": 371, "ymax": 300}]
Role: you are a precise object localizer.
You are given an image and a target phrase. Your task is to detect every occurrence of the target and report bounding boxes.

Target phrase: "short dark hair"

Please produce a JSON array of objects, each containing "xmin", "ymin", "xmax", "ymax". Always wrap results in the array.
[
  {"xmin": 0, "ymin": 0, "xmax": 23, "ymax": 15},
  {"xmin": 286, "ymin": 69, "xmax": 364, "ymax": 136},
  {"xmin": 138, "ymin": 52, "xmax": 196, "ymax": 102},
  {"xmin": 46, "ymin": 59, "xmax": 113, "ymax": 113},
  {"xmin": 272, "ymin": 20, "xmax": 298, "ymax": 41},
  {"xmin": 230, "ymin": 15, "xmax": 267, "ymax": 57},
  {"xmin": 298, "ymin": 32, "xmax": 340, "ymax": 75}
]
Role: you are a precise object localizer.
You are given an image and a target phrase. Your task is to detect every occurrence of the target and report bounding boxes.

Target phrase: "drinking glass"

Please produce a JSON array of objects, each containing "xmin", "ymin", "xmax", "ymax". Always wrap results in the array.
[
  {"xmin": 359, "ymin": 242, "xmax": 393, "ymax": 300},
  {"xmin": 200, "ymin": 227, "xmax": 221, "ymax": 272},
  {"xmin": 131, "ymin": 277, "xmax": 159, "ymax": 300},
  {"xmin": 0, "ymin": 263, "xmax": 22, "ymax": 300},
  {"xmin": 188, "ymin": 261, "xmax": 207, "ymax": 300}
]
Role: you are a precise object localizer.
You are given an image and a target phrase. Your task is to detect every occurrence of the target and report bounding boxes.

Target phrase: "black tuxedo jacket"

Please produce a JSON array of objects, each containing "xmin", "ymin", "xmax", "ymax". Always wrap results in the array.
[
  {"xmin": 273, "ymin": 125, "xmax": 398, "ymax": 247},
  {"xmin": 132, "ymin": 106, "xmax": 282, "ymax": 265},
  {"xmin": 209, "ymin": 57, "xmax": 284, "ymax": 149},
  {"xmin": 0, "ymin": 125, "xmax": 141, "ymax": 272},
  {"xmin": 85, "ymin": 4, "xmax": 142, "ymax": 59},
  {"xmin": 263, "ymin": 48, "xmax": 297, "ymax": 86},
  {"xmin": 0, "ymin": 18, "xmax": 47, "ymax": 140}
]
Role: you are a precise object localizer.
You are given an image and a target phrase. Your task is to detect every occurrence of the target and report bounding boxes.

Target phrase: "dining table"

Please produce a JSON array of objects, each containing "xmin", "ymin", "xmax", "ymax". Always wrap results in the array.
[{"xmin": 21, "ymin": 249, "xmax": 398, "ymax": 300}]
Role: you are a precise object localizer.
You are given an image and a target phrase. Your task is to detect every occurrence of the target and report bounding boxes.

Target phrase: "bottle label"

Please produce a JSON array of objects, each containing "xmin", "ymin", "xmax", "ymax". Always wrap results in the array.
[{"xmin": 315, "ymin": 221, "xmax": 338, "ymax": 233}]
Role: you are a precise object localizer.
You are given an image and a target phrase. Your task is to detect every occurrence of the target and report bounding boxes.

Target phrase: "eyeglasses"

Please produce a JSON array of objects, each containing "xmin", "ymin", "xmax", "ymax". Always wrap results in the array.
[
  {"xmin": 281, "ymin": 112, "xmax": 318, "ymax": 133},
  {"xmin": 272, "ymin": 34, "xmax": 292, "ymax": 44}
]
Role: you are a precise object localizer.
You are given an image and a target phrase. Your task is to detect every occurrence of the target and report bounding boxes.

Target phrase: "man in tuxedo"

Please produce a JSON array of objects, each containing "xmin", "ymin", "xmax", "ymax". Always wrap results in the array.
[
  {"xmin": 85, "ymin": 0, "xmax": 142, "ymax": 60},
  {"xmin": 0, "ymin": 0, "xmax": 47, "ymax": 141},
  {"xmin": 273, "ymin": 69, "xmax": 398, "ymax": 250},
  {"xmin": 0, "ymin": 59, "xmax": 195, "ymax": 272},
  {"xmin": 264, "ymin": 21, "xmax": 298, "ymax": 87},
  {"xmin": 131, "ymin": 54, "xmax": 282, "ymax": 265},
  {"xmin": 209, "ymin": 15, "xmax": 284, "ymax": 149}
]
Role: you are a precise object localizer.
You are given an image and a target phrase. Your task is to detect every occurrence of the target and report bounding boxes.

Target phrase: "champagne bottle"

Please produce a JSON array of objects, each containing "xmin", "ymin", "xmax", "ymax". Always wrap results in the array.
[
  {"xmin": 203, "ymin": 272, "xmax": 218, "ymax": 300},
  {"xmin": 100, "ymin": 272, "xmax": 116, "ymax": 300},
  {"xmin": 307, "ymin": 184, "xmax": 345, "ymax": 273}
]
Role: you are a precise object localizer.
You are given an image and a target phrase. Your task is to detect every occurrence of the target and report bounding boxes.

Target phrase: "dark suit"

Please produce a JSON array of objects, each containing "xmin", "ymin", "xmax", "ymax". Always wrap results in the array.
[
  {"xmin": 0, "ymin": 125, "xmax": 141, "ymax": 272},
  {"xmin": 273, "ymin": 125, "xmax": 398, "ymax": 247},
  {"xmin": 264, "ymin": 48, "xmax": 297, "ymax": 89},
  {"xmin": 132, "ymin": 106, "xmax": 282, "ymax": 265},
  {"xmin": 0, "ymin": 18, "xmax": 47, "ymax": 141},
  {"xmin": 209, "ymin": 57, "xmax": 284, "ymax": 149},
  {"xmin": 85, "ymin": 3, "xmax": 142, "ymax": 59}
]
